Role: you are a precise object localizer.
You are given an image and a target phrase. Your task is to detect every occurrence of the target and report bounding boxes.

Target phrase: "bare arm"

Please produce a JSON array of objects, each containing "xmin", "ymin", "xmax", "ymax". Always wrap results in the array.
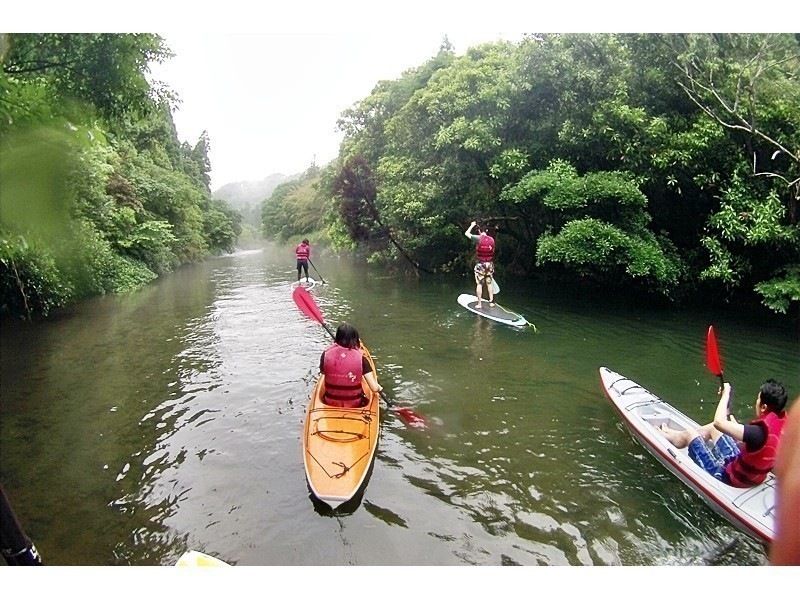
[
  {"xmin": 364, "ymin": 371, "xmax": 383, "ymax": 394},
  {"xmin": 464, "ymin": 221, "xmax": 476, "ymax": 238},
  {"xmin": 713, "ymin": 383, "xmax": 744, "ymax": 441}
]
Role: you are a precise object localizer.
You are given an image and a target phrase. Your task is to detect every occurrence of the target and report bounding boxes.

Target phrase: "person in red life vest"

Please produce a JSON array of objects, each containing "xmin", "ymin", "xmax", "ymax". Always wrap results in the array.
[
  {"xmin": 658, "ymin": 379, "xmax": 788, "ymax": 487},
  {"xmin": 770, "ymin": 395, "xmax": 800, "ymax": 565},
  {"xmin": 319, "ymin": 322, "xmax": 382, "ymax": 408},
  {"xmin": 464, "ymin": 221, "xmax": 495, "ymax": 309},
  {"xmin": 295, "ymin": 239, "xmax": 311, "ymax": 282}
]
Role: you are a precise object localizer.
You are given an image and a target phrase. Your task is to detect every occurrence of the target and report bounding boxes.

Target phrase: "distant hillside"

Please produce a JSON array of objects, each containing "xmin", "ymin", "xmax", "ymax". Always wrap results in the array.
[{"xmin": 213, "ymin": 173, "xmax": 295, "ymax": 210}]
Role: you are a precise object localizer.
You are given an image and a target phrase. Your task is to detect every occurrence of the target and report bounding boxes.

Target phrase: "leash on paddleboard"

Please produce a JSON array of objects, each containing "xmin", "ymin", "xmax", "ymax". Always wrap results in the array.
[{"xmin": 494, "ymin": 302, "xmax": 538, "ymax": 332}]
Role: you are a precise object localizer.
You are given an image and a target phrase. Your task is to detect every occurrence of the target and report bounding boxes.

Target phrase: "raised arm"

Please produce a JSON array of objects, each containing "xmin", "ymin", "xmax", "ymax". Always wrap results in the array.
[
  {"xmin": 713, "ymin": 383, "xmax": 744, "ymax": 440},
  {"xmin": 464, "ymin": 221, "xmax": 477, "ymax": 238}
]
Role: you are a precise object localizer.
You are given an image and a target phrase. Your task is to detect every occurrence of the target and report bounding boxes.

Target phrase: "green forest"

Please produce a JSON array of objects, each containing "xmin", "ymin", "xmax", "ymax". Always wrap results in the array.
[
  {"xmin": 265, "ymin": 33, "xmax": 800, "ymax": 319},
  {"xmin": 0, "ymin": 33, "xmax": 241, "ymax": 318},
  {"xmin": 2, "ymin": 33, "xmax": 799, "ymax": 321}
]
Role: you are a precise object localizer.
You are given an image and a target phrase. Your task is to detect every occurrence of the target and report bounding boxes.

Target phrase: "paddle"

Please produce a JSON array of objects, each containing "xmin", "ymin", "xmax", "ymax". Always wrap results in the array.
[
  {"xmin": 705, "ymin": 325, "xmax": 724, "ymax": 386},
  {"xmin": 0, "ymin": 485, "xmax": 42, "ymax": 565},
  {"xmin": 307, "ymin": 259, "xmax": 327, "ymax": 284},
  {"xmin": 292, "ymin": 286, "xmax": 426, "ymax": 428},
  {"xmin": 706, "ymin": 325, "xmax": 733, "ymax": 414},
  {"xmin": 293, "ymin": 285, "xmax": 334, "ymax": 336}
]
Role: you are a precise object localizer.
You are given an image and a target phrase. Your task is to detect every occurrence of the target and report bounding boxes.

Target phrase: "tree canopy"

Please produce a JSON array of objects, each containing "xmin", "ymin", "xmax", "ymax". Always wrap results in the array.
[
  {"xmin": 1, "ymin": 33, "xmax": 240, "ymax": 319},
  {"xmin": 261, "ymin": 33, "xmax": 798, "ymax": 316}
]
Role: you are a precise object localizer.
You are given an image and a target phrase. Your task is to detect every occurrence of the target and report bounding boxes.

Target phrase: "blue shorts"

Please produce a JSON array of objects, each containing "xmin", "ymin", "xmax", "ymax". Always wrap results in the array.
[{"xmin": 688, "ymin": 435, "xmax": 740, "ymax": 483}]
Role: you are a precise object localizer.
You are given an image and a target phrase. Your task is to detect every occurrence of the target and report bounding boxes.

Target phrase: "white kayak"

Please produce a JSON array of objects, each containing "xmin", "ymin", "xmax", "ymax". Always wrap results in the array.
[
  {"xmin": 457, "ymin": 293, "xmax": 529, "ymax": 328},
  {"xmin": 599, "ymin": 367, "xmax": 775, "ymax": 544},
  {"xmin": 291, "ymin": 277, "xmax": 318, "ymax": 290}
]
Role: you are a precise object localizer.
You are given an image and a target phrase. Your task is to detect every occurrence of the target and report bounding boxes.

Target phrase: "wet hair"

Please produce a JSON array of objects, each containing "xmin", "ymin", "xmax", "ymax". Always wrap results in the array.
[
  {"xmin": 334, "ymin": 322, "xmax": 360, "ymax": 349},
  {"xmin": 759, "ymin": 379, "xmax": 788, "ymax": 413}
]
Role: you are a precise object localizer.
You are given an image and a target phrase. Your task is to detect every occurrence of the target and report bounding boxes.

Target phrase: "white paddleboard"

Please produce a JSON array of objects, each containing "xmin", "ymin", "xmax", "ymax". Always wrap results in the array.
[
  {"xmin": 291, "ymin": 277, "xmax": 318, "ymax": 290},
  {"xmin": 457, "ymin": 294, "xmax": 529, "ymax": 327}
]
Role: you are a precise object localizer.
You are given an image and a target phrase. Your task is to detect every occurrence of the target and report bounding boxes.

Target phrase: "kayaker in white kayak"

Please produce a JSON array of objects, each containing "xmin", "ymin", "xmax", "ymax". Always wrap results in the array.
[
  {"xmin": 464, "ymin": 221, "xmax": 495, "ymax": 309},
  {"xmin": 658, "ymin": 379, "xmax": 788, "ymax": 487},
  {"xmin": 319, "ymin": 323, "xmax": 382, "ymax": 408}
]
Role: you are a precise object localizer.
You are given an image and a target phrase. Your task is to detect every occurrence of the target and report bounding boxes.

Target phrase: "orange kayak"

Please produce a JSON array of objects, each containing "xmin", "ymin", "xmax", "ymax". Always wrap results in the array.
[{"xmin": 302, "ymin": 346, "xmax": 380, "ymax": 509}]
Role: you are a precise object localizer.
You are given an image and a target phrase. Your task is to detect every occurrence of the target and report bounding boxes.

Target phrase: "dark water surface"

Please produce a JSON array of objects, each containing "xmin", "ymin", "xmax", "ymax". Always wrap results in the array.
[{"xmin": 1, "ymin": 245, "xmax": 797, "ymax": 565}]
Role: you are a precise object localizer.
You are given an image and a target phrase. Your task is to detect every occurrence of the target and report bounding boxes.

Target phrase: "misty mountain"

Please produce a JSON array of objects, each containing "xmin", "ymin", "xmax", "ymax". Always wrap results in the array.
[{"xmin": 213, "ymin": 173, "xmax": 296, "ymax": 209}]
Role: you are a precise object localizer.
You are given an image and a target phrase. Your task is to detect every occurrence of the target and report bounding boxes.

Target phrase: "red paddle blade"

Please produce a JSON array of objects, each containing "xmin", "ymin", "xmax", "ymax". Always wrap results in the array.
[
  {"xmin": 706, "ymin": 325, "xmax": 723, "ymax": 376},
  {"xmin": 395, "ymin": 407, "xmax": 427, "ymax": 429},
  {"xmin": 292, "ymin": 285, "xmax": 324, "ymax": 324}
]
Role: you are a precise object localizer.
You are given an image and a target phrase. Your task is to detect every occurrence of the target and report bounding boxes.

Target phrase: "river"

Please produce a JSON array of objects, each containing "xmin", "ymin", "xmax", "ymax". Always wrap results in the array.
[{"xmin": 1, "ymin": 244, "xmax": 797, "ymax": 566}]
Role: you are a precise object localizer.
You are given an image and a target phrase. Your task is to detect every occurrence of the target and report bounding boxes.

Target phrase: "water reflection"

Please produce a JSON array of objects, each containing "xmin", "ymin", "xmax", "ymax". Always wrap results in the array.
[{"xmin": 1, "ymin": 245, "xmax": 793, "ymax": 565}]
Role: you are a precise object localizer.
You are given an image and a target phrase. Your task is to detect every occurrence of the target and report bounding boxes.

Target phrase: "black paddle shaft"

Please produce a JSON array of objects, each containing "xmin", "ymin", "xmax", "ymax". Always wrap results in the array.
[
  {"xmin": 307, "ymin": 259, "xmax": 326, "ymax": 284},
  {"xmin": 0, "ymin": 486, "xmax": 42, "ymax": 565}
]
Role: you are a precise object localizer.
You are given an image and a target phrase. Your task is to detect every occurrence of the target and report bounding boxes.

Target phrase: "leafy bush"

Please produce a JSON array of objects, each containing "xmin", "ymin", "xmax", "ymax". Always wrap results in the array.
[
  {"xmin": 536, "ymin": 218, "xmax": 683, "ymax": 296},
  {"xmin": 754, "ymin": 266, "xmax": 800, "ymax": 314},
  {"xmin": 0, "ymin": 236, "xmax": 72, "ymax": 318}
]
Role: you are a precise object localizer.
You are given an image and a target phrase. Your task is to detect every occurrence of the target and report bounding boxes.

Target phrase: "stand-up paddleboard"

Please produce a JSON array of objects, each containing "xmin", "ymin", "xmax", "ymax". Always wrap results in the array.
[
  {"xmin": 457, "ymin": 294, "xmax": 529, "ymax": 328},
  {"xmin": 291, "ymin": 277, "xmax": 318, "ymax": 290}
]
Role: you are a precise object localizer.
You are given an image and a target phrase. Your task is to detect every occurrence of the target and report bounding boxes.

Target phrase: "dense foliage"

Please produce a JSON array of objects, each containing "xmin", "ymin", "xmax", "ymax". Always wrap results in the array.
[
  {"xmin": 262, "ymin": 34, "xmax": 799, "ymax": 316},
  {"xmin": 0, "ymin": 34, "xmax": 241, "ymax": 319},
  {"xmin": 4, "ymin": 34, "xmax": 796, "ymax": 319}
]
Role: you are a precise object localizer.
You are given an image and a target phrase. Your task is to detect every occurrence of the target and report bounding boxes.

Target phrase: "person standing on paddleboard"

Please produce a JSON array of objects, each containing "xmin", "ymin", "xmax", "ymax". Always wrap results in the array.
[
  {"xmin": 658, "ymin": 379, "xmax": 788, "ymax": 487},
  {"xmin": 295, "ymin": 239, "xmax": 311, "ymax": 282},
  {"xmin": 319, "ymin": 323, "xmax": 383, "ymax": 408},
  {"xmin": 464, "ymin": 221, "xmax": 495, "ymax": 309}
]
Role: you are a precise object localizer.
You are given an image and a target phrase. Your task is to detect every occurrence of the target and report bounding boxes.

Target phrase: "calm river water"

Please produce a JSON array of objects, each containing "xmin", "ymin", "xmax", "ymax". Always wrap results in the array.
[{"xmin": 1, "ymin": 244, "xmax": 797, "ymax": 566}]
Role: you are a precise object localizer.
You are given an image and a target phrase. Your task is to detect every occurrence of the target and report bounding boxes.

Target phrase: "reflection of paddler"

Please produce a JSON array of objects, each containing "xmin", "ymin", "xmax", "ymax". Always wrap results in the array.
[
  {"xmin": 469, "ymin": 314, "xmax": 494, "ymax": 361},
  {"xmin": 464, "ymin": 221, "xmax": 495, "ymax": 309}
]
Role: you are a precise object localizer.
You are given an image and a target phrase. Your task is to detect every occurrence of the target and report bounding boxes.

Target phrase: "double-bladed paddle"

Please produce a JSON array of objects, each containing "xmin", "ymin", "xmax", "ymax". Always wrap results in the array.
[{"xmin": 291, "ymin": 285, "xmax": 426, "ymax": 428}]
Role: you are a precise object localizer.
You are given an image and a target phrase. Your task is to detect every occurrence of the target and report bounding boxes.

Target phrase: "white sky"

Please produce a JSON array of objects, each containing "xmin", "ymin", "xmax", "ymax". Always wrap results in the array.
[
  {"xmin": 7, "ymin": 1, "xmax": 795, "ymax": 192},
  {"xmin": 146, "ymin": 30, "xmax": 522, "ymax": 190}
]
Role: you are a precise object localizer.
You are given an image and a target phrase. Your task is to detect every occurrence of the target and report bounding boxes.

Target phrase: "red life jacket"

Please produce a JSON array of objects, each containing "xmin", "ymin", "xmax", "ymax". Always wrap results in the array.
[
  {"xmin": 476, "ymin": 234, "xmax": 495, "ymax": 263},
  {"xmin": 322, "ymin": 345, "xmax": 363, "ymax": 407},
  {"xmin": 295, "ymin": 243, "xmax": 310, "ymax": 261},
  {"xmin": 725, "ymin": 410, "xmax": 786, "ymax": 487}
]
